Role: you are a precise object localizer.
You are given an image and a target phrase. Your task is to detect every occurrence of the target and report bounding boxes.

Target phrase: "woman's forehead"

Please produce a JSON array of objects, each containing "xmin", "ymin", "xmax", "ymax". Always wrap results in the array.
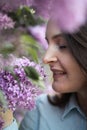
[{"xmin": 46, "ymin": 20, "xmax": 62, "ymax": 40}]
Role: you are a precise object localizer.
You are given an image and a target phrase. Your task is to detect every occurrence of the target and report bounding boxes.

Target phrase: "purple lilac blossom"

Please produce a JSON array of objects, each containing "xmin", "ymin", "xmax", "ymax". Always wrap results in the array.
[
  {"xmin": 28, "ymin": 25, "xmax": 48, "ymax": 49},
  {"xmin": 30, "ymin": 0, "xmax": 87, "ymax": 33},
  {"xmin": 51, "ymin": 0, "xmax": 87, "ymax": 33},
  {"xmin": 0, "ymin": 0, "xmax": 31, "ymax": 12},
  {"xmin": 0, "ymin": 13, "xmax": 15, "ymax": 30},
  {"xmin": 0, "ymin": 0, "xmax": 87, "ymax": 32},
  {"xmin": 0, "ymin": 56, "xmax": 45, "ymax": 111},
  {"xmin": 31, "ymin": 0, "xmax": 52, "ymax": 19},
  {"xmin": 11, "ymin": 56, "xmax": 46, "ymax": 79}
]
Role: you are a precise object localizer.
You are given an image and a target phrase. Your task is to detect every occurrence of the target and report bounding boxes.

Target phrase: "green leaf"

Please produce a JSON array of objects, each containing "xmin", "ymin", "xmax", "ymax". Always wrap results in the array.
[
  {"xmin": 8, "ymin": 6, "xmax": 45, "ymax": 27},
  {"xmin": 20, "ymin": 34, "xmax": 39, "ymax": 62},
  {"xmin": 27, "ymin": 46, "xmax": 38, "ymax": 62},
  {"xmin": 21, "ymin": 34, "xmax": 38, "ymax": 46},
  {"xmin": 15, "ymin": 6, "xmax": 37, "ymax": 26},
  {"xmin": 0, "ymin": 90, "xmax": 8, "ymax": 110},
  {"xmin": 24, "ymin": 66, "xmax": 39, "ymax": 81},
  {"xmin": 0, "ymin": 43, "xmax": 15, "ymax": 57}
]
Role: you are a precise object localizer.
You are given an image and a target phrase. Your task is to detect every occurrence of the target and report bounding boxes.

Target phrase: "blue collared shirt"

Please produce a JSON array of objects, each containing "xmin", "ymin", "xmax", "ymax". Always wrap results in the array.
[
  {"xmin": 19, "ymin": 94, "xmax": 87, "ymax": 130},
  {"xmin": 4, "ymin": 119, "xmax": 18, "ymax": 130}
]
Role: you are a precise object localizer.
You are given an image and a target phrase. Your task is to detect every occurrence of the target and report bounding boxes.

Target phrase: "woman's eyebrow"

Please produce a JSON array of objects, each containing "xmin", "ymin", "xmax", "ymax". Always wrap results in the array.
[
  {"xmin": 52, "ymin": 34, "xmax": 62, "ymax": 40},
  {"xmin": 45, "ymin": 34, "xmax": 63, "ymax": 44},
  {"xmin": 45, "ymin": 34, "xmax": 62, "ymax": 41}
]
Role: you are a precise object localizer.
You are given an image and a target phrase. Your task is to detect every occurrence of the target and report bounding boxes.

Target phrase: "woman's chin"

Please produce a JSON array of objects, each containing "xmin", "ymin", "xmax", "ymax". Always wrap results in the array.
[
  {"xmin": 52, "ymin": 81, "xmax": 71, "ymax": 94},
  {"xmin": 52, "ymin": 82, "xmax": 64, "ymax": 93}
]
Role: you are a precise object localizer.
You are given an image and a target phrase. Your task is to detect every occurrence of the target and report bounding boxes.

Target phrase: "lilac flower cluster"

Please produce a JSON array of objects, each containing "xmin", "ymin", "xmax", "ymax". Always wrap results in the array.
[
  {"xmin": 29, "ymin": 0, "xmax": 87, "ymax": 33},
  {"xmin": 1, "ymin": 0, "xmax": 87, "ymax": 33},
  {"xmin": 0, "ymin": 13, "xmax": 15, "ymax": 31},
  {"xmin": 30, "ymin": 0, "xmax": 52, "ymax": 19},
  {"xmin": 11, "ymin": 57, "xmax": 45, "ymax": 79},
  {"xmin": 0, "ymin": 56, "xmax": 45, "ymax": 111},
  {"xmin": 0, "ymin": 117, "xmax": 4, "ymax": 130},
  {"xmin": 0, "ymin": 0, "xmax": 32, "ymax": 31},
  {"xmin": 0, "ymin": 0, "xmax": 30, "ymax": 12}
]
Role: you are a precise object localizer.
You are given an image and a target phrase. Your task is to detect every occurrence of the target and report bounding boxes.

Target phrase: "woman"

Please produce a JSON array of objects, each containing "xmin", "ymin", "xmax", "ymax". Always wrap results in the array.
[
  {"xmin": 19, "ymin": 19, "xmax": 87, "ymax": 130},
  {"xmin": 2, "ymin": 19, "xmax": 87, "ymax": 130}
]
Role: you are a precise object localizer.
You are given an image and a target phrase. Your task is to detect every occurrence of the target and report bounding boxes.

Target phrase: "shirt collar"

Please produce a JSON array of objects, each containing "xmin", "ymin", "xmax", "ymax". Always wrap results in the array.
[{"xmin": 61, "ymin": 94, "xmax": 87, "ymax": 120}]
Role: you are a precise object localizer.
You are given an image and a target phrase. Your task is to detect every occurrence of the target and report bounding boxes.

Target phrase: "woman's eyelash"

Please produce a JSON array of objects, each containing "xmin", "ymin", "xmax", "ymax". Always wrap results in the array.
[{"xmin": 59, "ymin": 45, "xmax": 67, "ymax": 49}]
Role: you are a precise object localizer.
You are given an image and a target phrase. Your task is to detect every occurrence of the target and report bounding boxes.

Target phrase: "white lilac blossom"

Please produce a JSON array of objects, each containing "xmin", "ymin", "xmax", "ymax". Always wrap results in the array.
[
  {"xmin": 0, "ymin": 13, "xmax": 15, "ymax": 30},
  {"xmin": 0, "ymin": 56, "xmax": 45, "ymax": 111}
]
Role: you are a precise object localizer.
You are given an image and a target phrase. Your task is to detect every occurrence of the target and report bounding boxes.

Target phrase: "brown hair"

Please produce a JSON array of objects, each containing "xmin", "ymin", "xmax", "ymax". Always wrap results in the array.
[{"xmin": 47, "ymin": 23, "xmax": 87, "ymax": 107}]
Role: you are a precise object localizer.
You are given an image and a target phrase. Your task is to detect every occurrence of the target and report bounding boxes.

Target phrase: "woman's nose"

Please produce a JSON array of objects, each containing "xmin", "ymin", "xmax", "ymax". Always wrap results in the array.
[{"xmin": 43, "ymin": 47, "xmax": 58, "ymax": 64}]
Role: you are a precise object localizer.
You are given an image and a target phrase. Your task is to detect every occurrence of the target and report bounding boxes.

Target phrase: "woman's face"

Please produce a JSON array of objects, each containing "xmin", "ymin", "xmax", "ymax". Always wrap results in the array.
[{"xmin": 43, "ymin": 20, "xmax": 87, "ymax": 94}]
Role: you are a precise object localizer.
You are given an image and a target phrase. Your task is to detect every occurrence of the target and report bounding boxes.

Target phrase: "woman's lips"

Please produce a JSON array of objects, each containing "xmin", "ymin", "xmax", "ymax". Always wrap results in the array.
[{"xmin": 51, "ymin": 69, "xmax": 66, "ymax": 80}]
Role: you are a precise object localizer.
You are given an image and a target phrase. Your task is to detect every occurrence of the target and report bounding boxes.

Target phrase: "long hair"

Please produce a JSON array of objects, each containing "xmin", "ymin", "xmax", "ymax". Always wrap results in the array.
[{"xmin": 48, "ymin": 23, "xmax": 87, "ymax": 107}]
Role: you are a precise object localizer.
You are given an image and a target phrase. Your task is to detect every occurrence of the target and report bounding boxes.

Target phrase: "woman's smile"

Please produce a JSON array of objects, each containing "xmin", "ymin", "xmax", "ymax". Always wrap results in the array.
[{"xmin": 50, "ymin": 68, "xmax": 66, "ymax": 80}]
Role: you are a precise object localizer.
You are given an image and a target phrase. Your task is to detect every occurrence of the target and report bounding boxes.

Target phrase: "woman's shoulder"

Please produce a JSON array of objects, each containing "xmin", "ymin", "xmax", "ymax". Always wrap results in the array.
[
  {"xmin": 36, "ymin": 94, "xmax": 53, "ymax": 109},
  {"xmin": 36, "ymin": 94, "xmax": 49, "ymax": 105},
  {"xmin": 19, "ymin": 94, "xmax": 53, "ymax": 130},
  {"xmin": 35, "ymin": 94, "xmax": 62, "ymax": 115},
  {"xmin": 24, "ymin": 93, "xmax": 61, "ymax": 120}
]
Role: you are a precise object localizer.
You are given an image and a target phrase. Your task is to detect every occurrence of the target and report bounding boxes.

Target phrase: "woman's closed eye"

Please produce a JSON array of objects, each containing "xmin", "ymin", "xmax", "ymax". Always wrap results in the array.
[
  {"xmin": 59, "ymin": 45, "xmax": 67, "ymax": 49},
  {"xmin": 55, "ymin": 43, "xmax": 68, "ymax": 50}
]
